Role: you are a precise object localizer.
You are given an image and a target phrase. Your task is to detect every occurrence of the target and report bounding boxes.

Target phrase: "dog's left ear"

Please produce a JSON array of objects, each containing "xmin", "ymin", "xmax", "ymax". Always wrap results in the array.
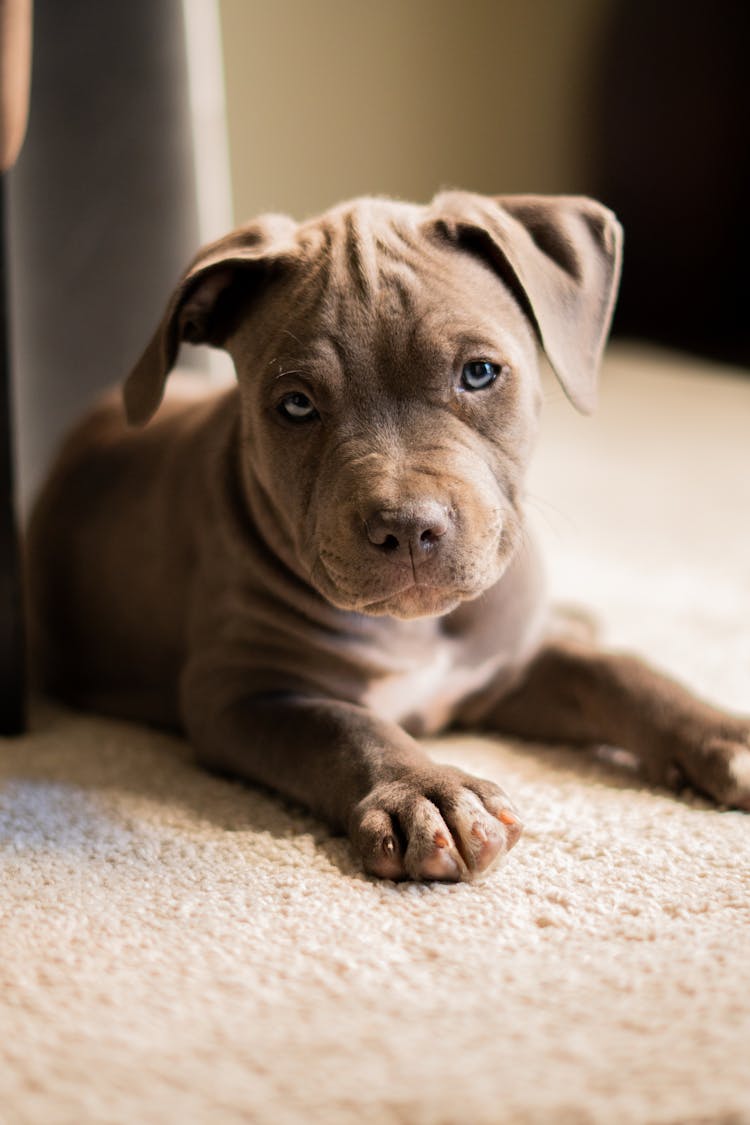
[
  {"xmin": 429, "ymin": 192, "xmax": 623, "ymax": 413},
  {"xmin": 123, "ymin": 214, "xmax": 299, "ymax": 425}
]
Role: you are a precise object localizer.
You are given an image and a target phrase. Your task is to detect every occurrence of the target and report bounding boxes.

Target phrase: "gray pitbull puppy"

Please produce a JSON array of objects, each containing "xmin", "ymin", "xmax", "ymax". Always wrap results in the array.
[{"xmin": 27, "ymin": 192, "xmax": 750, "ymax": 881}]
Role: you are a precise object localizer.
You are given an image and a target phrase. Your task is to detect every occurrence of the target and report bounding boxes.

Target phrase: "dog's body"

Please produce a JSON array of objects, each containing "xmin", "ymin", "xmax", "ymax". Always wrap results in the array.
[{"xmin": 27, "ymin": 193, "xmax": 750, "ymax": 881}]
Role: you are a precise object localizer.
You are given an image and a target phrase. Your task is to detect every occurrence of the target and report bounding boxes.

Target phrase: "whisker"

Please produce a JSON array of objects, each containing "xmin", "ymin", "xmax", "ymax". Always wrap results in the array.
[
  {"xmin": 541, "ymin": 383, "xmax": 569, "ymax": 406},
  {"xmin": 524, "ymin": 492, "xmax": 580, "ymax": 543},
  {"xmin": 274, "ymin": 368, "xmax": 307, "ymax": 381}
]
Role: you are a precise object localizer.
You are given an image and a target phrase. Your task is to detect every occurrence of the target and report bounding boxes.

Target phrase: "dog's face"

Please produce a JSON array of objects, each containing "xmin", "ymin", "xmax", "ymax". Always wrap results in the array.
[
  {"xmin": 229, "ymin": 209, "xmax": 540, "ymax": 618},
  {"xmin": 124, "ymin": 193, "xmax": 622, "ymax": 620}
]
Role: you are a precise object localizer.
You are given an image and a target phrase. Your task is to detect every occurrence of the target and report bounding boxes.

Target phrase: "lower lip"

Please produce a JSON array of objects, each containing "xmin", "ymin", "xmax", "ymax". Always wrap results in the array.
[{"xmin": 363, "ymin": 585, "xmax": 466, "ymax": 610}]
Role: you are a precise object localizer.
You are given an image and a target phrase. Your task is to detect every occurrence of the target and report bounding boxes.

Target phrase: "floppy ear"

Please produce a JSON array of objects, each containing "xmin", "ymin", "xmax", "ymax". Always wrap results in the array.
[
  {"xmin": 123, "ymin": 213, "xmax": 299, "ymax": 425},
  {"xmin": 429, "ymin": 192, "xmax": 623, "ymax": 413}
]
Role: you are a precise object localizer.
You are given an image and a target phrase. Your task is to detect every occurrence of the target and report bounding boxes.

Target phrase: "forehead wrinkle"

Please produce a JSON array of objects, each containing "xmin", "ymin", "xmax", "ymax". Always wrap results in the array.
[
  {"xmin": 324, "ymin": 259, "xmax": 425, "ymax": 391},
  {"xmin": 340, "ymin": 208, "xmax": 379, "ymax": 302},
  {"xmin": 327, "ymin": 201, "xmax": 428, "ymax": 310}
]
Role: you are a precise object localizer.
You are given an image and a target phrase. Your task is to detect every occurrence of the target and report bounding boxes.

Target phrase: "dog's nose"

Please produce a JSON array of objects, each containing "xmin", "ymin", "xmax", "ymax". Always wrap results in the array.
[{"xmin": 365, "ymin": 502, "xmax": 451, "ymax": 558}]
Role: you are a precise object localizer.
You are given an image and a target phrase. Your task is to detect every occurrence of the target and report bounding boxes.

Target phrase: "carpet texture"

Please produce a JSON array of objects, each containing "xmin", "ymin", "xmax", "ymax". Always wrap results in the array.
[{"xmin": 2, "ymin": 345, "xmax": 749, "ymax": 1124}]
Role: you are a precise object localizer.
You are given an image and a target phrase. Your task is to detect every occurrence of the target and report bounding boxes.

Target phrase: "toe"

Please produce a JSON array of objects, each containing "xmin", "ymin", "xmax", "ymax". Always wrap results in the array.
[
  {"xmin": 401, "ymin": 800, "xmax": 468, "ymax": 882},
  {"xmin": 355, "ymin": 807, "xmax": 406, "ymax": 880},
  {"xmin": 462, "ymin": 783, "xmax": 524, "ymax": 858},
  {"xmin": 703, "ymin": 736, "xmax": 750, "ymax": 809},
  {"xmin": 727, "ymin": 746, "xmax": 750, "ymax": 809},
  {"xmin": 444, "ymin": 789, "xmax": 522, "ymax": 875},
  {"xmin": 417, "ymin": 830, "xmax": 465, "ymax": 881}
]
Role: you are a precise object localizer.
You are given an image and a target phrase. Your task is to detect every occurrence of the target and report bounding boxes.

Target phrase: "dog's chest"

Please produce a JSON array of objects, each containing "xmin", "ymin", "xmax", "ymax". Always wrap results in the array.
[
  {"xmin": 361, "ymin": 642, "xmax": 511, "ymax": 734},
  {"xmin": 357, "ymin": 558, "xmax": 548, "ymax": 734}
]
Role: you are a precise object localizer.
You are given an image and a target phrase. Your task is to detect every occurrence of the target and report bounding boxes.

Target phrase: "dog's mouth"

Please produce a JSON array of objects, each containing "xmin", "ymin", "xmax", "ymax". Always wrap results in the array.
[
  {"xmin": 308, "ymin": 503, "xmax": 516, "ymax": 620},
  {"xmin": 312, "ymin": 548, "xmax": 506, "ymax": 620}
]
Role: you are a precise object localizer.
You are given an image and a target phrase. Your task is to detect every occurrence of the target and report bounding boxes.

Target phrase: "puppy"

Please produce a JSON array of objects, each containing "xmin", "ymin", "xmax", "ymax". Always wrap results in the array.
[{"xmin": 26, "ymin": 192, "xmax": 750, "ymax": 881}]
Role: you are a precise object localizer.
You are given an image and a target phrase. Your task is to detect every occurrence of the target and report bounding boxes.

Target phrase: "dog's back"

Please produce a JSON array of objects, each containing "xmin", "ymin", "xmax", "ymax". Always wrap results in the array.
[{"xmin": 26, "ymin": 378, "xmax": 233, "ymax": 726}]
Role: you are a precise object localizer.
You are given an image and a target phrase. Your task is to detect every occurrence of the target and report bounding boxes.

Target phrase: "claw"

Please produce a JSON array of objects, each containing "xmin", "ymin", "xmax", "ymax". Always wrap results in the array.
[{"xmin": 498, "ymin": 808, "xmax": 523, "ymax": 851}]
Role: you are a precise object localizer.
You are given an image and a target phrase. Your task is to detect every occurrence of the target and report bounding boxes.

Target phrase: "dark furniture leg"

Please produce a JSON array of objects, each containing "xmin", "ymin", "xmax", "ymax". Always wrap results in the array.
[{"xmin": 0, "ymin": 174, "xmax": 25, "ymax": 734}]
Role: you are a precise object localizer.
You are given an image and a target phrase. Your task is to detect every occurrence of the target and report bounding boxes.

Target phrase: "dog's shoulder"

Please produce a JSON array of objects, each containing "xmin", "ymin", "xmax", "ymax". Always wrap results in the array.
[{"xmin": 45, "ymin": 374, "xmax": 233, "ymax": 477}]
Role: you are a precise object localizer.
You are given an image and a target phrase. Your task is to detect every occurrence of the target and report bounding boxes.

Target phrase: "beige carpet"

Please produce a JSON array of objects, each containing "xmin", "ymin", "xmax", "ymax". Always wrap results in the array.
[{"xmin": 2, "ymin": 345, "xmax": 750, "ymax": 1125}]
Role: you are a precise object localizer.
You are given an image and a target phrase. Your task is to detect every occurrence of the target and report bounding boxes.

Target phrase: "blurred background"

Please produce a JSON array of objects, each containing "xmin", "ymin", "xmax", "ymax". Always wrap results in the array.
[{"xmin": 5, "ymin": 0, "xmax": 750, "ymax": 508}]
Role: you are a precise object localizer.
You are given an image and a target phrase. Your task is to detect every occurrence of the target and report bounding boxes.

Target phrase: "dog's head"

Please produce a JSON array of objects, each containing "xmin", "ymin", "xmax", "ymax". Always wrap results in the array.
[{"xmin": 124, "ymin": 192, "xmax": 622, "ymax": 619}]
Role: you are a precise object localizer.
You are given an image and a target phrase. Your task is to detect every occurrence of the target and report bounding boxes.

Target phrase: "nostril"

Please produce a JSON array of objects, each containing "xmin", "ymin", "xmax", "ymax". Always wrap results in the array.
[{"xmin": 365, "ymin": 503, "xmax": 451, "ymax": 555}]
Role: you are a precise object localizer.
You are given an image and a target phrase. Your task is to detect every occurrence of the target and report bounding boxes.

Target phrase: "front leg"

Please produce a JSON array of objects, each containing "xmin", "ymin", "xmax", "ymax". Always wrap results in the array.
[
  {"xmin": 468, "ymin": 639, "xmax": 750, "ymax": 809},
  {"xmin": 182, "ymin": 688, "xmax": 522, "ymax": 882}
]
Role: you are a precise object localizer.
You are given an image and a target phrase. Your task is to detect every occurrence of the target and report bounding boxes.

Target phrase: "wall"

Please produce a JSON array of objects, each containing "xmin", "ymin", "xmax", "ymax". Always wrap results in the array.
[{"xmin": 219, "ymin": 0, "xmax": 611, "ymax": 222}]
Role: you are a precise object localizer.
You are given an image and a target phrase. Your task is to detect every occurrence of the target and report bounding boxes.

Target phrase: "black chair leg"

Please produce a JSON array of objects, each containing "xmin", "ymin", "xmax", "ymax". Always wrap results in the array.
[{"xmin": 0, "ymin": 174, "xmax": 26, "ymax": 735}]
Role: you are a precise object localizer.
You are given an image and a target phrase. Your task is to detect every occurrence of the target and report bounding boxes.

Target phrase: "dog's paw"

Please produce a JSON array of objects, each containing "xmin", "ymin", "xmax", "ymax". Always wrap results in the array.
[
  {"xmin": 350, "ymin": 766, "xmax": 522, "ymax": 882},
  {"xmin": 651, "ymin": 722, "xmax": 750, "ymax": 810}
]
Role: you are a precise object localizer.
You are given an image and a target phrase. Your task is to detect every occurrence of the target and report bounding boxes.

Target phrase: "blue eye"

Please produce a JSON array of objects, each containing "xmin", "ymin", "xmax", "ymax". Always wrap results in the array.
[
  {"xmin": 461, "ymin": 360, "xmax": 502, "ymax": 391},
  {"xmin": 278, "ymin": 392, "xmax": 318, "ymax": 423}
]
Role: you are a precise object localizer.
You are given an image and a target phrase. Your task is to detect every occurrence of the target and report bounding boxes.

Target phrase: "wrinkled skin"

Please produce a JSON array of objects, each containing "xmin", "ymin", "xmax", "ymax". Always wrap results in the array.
[{"xmin": 233, "ymin": 239, "xmax": 539, "ymax": 621}]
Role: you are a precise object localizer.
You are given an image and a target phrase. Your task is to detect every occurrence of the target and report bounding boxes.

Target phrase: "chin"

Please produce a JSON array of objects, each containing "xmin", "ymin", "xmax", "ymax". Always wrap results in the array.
[{"xmin": 360, "ymin": 585, "xmax": 471, "ymax": 620}]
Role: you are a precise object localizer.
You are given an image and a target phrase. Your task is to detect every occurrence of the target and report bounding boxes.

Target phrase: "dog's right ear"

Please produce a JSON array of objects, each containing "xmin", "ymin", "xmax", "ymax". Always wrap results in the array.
[{"xmin": 123, "ymin": 214, "xmax": 299, "ymax": 425}]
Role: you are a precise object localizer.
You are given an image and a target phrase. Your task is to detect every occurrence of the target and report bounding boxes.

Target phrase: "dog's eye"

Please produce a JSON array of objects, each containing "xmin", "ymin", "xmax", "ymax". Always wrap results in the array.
[
  {"xmin": 278, "ymin": 392, "xmax": 318, "ymax": 423},
  {"xmin": 460, "ymin": 360, "xmax": 502, "ymax": 391}
]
